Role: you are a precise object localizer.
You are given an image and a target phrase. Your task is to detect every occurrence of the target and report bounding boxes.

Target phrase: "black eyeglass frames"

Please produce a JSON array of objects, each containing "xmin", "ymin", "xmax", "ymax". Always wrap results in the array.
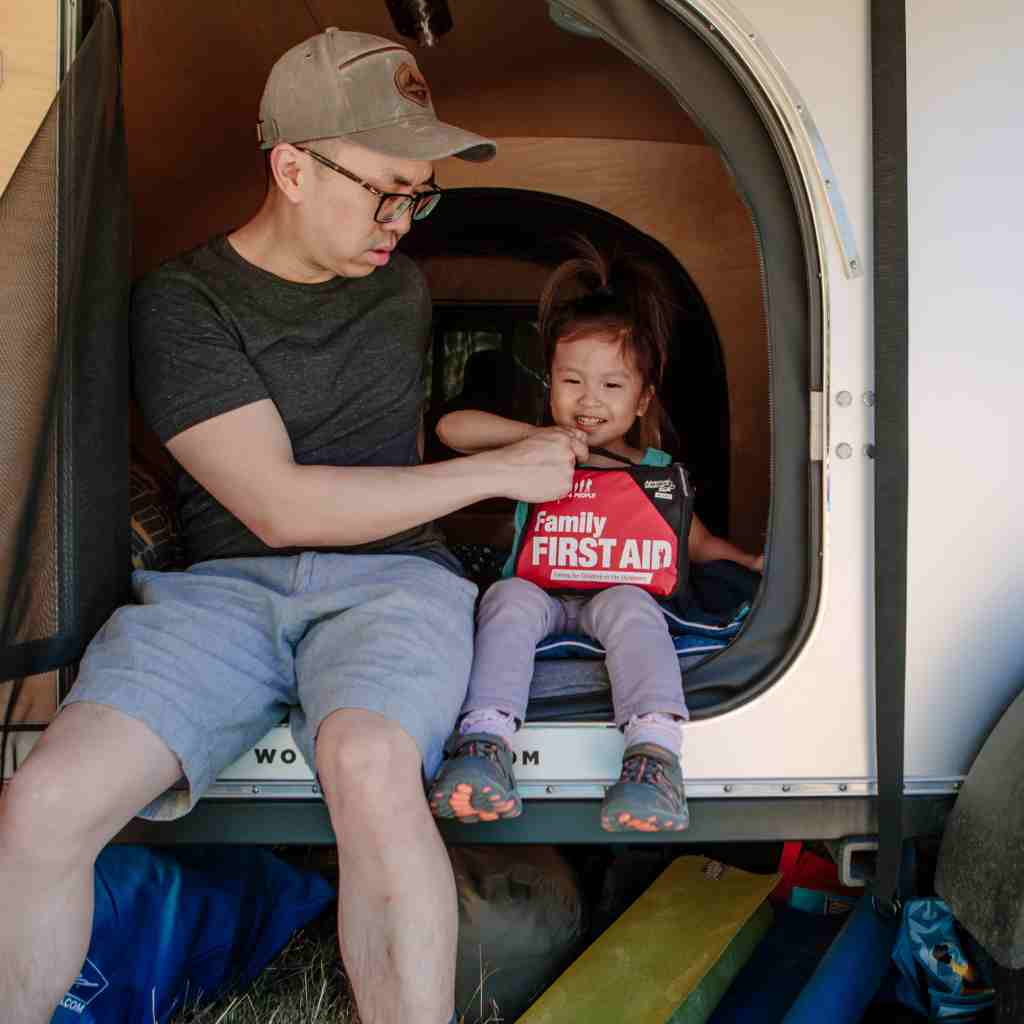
[{"xmin": 295, "ymin": 146, "xmax": 443, "ymax": 224}]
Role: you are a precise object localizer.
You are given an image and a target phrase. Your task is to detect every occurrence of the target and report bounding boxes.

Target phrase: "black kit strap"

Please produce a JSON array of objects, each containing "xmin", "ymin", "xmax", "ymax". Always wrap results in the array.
[
  {"xmin": 870, "ymin": 0, "xmax": 911, "ymax": 916},
  {"xmin": 585, "ymin": 446, "xmax": 636, "ymax": 465}
]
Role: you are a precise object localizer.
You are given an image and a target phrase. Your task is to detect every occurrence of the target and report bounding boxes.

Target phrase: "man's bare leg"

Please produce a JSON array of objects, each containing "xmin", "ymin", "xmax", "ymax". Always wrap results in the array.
[
  {"xmin": 0, "ymin": 702, "xmax": 182, "ymax": 1023},
  {"xmin": 317, "ymin": 709, "xmax": 456, "ymax": 1024}
]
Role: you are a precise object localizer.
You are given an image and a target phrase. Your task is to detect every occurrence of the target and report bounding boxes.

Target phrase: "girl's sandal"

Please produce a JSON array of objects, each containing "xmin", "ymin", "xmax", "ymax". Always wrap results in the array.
[
  {"xmin": 601, "ymin": 742, "xmax": 690, "ymax": 833},
  {"xmin": 428, "ymin": 732, "xmax": 522, "ymax": 823}
]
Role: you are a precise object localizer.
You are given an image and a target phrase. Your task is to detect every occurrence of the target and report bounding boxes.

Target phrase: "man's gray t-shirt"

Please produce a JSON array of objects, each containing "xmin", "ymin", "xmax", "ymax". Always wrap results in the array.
[{"xmin": 131, "ymin": 235, "xmax": 457, "ymax": 572}]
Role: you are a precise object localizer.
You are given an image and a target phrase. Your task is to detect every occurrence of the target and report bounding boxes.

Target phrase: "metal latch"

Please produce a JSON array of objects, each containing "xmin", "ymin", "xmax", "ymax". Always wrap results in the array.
[{"xmin": 809, "ymin": 391, "xmax": 824, "ymax": 461}]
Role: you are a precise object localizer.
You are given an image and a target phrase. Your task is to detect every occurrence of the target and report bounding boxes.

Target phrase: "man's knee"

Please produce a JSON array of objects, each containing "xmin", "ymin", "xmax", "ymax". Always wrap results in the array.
[{"xmin": 315, "ymin": 710, "xmax": 421, "ymax": 805}]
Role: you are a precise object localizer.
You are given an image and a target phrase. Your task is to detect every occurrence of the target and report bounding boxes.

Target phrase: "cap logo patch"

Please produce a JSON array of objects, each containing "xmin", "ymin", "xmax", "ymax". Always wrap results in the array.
[{"xmin": 394, "ymin": 63, "xmax": 431, "ymax": 108}]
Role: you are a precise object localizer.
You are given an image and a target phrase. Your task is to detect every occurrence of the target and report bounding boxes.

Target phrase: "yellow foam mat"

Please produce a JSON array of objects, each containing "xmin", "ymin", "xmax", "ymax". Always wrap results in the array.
[{"xmin": 519, "ymin": 856, "xmax": 779, "ymax": 1024}]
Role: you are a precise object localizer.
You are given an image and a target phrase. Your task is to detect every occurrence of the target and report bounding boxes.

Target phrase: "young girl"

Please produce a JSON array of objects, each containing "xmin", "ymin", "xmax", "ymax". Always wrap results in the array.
[{"xmin": 429, "ymin": 241, "xmax": 763, "ymax": 833}]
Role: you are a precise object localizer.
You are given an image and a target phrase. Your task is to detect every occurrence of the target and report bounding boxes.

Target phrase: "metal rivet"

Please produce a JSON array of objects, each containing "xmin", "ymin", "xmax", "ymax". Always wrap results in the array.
[
  {"xmin": 863, "ymin": 391, "xmax": 876, "ymax": 406},
  {"xmin": 836, "ymin": 443, "xmax": 853, "ymax": 459},
  {"xmin": 796, "ymin": 104, "xmax": 804, "ymax": 113},
  {"xmin": 312, "ymin": 784, "xmax": 320, "ymax": 795},
  {"xmin": 838, "ymin": 783, "xmax": 848, "ymax": 792},
  {"xmin": 251, "ymin": 785, "xmax": 261, "ymax": 794},
  {"xmin": 863, "ymin": 444, "xmax": 876, "ymax": 459},
  {"xmin": 545, "ymin": 785, "xmax": 555, "ymax": 794},
  {"xmin": 781, "ymin": 784, "xmax": 791, "ymax": 792},
  {"xmin": 849, "ymin": 259, "xmax": 859, "ymax": 271},
  {"xmin": 836, "ymin": 390, "xmax": 852, "ymax": 407},
  {"xmin": 723, "ymin": 784, "xmax": 733, "ymax": 793},
  {"xmin": 824, "ymin": 178, "xmax": 832, "ymax": 189}
]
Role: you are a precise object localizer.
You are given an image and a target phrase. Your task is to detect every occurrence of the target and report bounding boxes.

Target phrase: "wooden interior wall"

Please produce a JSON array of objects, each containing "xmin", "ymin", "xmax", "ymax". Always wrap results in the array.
[
  {"xmin": 429, "ymin": 139, "xmax": 769, "ymax": 554},
  {"xmin": 1, "ymin": 673, "xmax": 57, "ymax": 726},
  {"xmin": 0, "ymin": 0, "xmax": 58, "ymax": 197},
  {"xmin": 121, "ymin": 0, "xmax": 705, "ymax": 275}
]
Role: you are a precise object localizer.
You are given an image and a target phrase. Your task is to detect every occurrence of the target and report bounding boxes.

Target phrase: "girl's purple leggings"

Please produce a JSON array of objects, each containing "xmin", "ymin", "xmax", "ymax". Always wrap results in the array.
[{"xmin": 461, "ymin": 577, "xmax": 689, "ymax": 726}]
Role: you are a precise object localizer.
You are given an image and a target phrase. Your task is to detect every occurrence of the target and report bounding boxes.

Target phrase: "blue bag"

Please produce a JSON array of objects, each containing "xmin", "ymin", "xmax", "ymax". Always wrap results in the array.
[
  {"xmin": 891, "ymin": 898, "xmax": 995, "ymax": 1020},
  {"xmin": 51, "ymin": 845, "xmax": 335, "ymax": 1023}
]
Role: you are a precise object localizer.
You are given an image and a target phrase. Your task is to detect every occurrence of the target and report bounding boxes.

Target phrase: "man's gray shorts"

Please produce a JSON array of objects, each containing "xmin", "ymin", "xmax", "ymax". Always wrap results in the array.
[{"xmin": 63, "ymin": 553, "xmax": 477, "ymax": 821}]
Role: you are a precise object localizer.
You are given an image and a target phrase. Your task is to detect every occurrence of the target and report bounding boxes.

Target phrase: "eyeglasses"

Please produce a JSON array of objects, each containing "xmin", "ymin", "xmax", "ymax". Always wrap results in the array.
[{"xmin": 295, "ymin": 146, "xmax": 443, "ymax": 224}]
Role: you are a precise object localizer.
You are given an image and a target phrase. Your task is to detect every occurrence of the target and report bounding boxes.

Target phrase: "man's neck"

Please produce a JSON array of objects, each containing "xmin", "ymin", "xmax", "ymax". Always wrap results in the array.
[{"xmin": 228, "ymin": 198, "xmax": 336, "ymax": 284}]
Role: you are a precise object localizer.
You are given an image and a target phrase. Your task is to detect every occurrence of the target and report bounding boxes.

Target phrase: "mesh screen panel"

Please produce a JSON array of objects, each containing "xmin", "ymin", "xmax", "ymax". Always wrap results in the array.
[
  {"xmin": 2, "ymin": 3, "xmax": 130, "ymax": 776},
  {"xmin": 0, "ymin": 88, "xmax": 60, "ymax": 650}
]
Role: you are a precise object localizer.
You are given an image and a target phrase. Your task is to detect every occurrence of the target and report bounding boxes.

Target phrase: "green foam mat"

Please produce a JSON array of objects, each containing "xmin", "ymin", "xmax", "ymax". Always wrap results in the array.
[{"xmin": 519, "ymin": 856, "xmax": 778, "ymax": 1024}]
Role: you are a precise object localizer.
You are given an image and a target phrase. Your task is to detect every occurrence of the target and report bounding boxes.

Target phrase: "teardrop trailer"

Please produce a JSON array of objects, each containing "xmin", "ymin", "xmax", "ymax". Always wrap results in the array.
[{"xmin": 2, "ymin": 0, "xmax": 1022, "ymax": 918}]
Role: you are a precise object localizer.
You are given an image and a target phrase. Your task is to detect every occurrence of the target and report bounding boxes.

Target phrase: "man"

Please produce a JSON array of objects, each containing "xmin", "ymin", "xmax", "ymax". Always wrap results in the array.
[{"xmin": 0, "ymin": 28, "xmax": 585, "ymax": 1024}]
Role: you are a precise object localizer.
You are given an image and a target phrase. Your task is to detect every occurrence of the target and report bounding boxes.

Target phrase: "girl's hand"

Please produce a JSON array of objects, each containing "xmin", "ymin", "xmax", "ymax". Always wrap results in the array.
[
  {"xmin": 530, "ymin": 424, "xmax": 590, "ymax": 451},
  {"xmin": 486, "ymin": 428, "xmax": 589, "ymax": 503}
]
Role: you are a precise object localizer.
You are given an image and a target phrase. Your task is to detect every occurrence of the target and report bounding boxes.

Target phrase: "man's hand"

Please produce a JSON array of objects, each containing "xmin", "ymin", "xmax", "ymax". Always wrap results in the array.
[{"xmin": 484, "ymin": 426, "xmax": 588, "ymax": 504}]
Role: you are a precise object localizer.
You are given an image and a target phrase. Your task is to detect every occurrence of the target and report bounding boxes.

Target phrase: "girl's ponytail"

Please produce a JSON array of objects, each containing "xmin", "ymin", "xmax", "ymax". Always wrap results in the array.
[{"xmin": 539, "ymin": 236, "xmax": 676, "ymax": 450}]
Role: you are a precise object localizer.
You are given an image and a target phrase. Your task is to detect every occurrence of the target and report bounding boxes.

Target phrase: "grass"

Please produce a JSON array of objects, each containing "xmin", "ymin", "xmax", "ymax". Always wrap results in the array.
[
  {"xmin": 169, "ymin": 911, "xmax": 504, "ymax": 1024},
  {"xmin": 170, "ymin": 916, "xmax": 360, "ymax": 1024}
]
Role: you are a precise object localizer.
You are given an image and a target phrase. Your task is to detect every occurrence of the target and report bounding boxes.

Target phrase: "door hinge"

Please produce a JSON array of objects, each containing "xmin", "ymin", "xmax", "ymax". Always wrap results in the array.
[{"xmin": 810, "ymin": 391, "xmax": 825, "ymax": 462}]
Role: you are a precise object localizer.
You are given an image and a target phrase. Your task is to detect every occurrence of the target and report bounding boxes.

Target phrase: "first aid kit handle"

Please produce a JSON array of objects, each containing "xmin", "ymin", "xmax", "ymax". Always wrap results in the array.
[{"xmin": 585, "ymin": 447, "xmax": 635, "ymax": 466}]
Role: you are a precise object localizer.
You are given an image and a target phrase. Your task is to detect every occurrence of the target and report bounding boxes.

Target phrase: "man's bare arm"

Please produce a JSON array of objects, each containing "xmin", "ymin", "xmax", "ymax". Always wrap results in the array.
[{"xmin": 166, "ymin": 399, "xmax": 585, "ymax": 549}]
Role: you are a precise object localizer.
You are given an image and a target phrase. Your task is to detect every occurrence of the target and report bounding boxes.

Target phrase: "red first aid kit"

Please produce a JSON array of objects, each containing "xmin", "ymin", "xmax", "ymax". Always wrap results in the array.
[{"xmin": 512, "ymin": 449, "xmax": 693, "ymax": 598}]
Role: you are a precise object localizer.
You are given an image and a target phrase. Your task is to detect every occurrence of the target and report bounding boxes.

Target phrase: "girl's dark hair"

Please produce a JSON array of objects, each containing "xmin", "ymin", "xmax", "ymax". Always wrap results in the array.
[{"xmin": 538, "ymin": 236, "xmax": 675, "ymax": 450}]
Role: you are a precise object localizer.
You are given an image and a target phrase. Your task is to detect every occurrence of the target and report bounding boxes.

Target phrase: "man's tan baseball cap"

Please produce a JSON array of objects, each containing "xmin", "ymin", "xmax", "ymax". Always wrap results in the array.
[{"xmin": 257, "ymin": 28, "xmax": 495, "ymax": 162}]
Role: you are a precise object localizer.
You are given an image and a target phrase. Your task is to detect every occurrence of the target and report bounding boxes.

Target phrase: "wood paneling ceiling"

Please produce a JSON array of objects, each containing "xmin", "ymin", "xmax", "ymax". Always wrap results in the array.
[
  {"xmin": 123, "ymin": 0, "xmax": 704, "ymax": 180},
  {"xmin": 122, "ymin": 1, "xmax": 707, "ymax": 271}
]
